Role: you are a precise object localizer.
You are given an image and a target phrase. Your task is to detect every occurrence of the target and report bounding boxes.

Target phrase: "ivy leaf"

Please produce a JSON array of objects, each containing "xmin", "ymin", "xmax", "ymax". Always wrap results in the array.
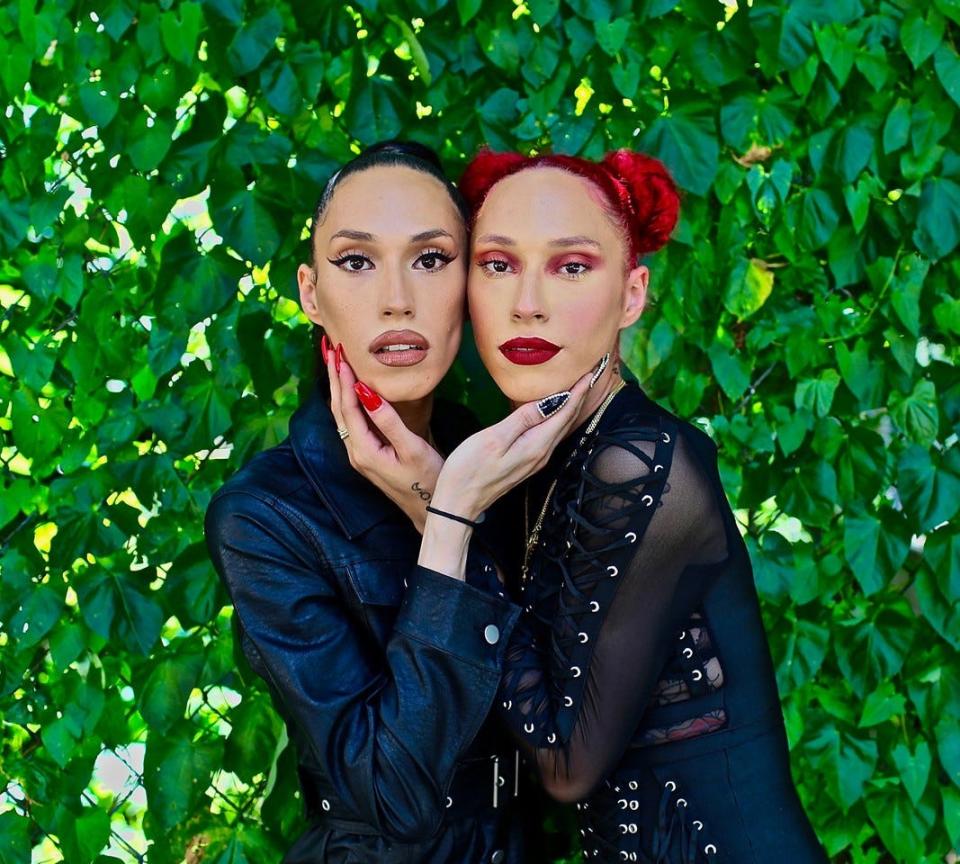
[
  {"xmin": 75, "ymin": 807, "xmax": 111, "ymax": 861},
  {"xmin": 844, "ymin": 512, "xmax": 882, "ymax": 595},
  {"xmin": 890, "ymin": 254, "xmax": 929, "ymax": 336},
  {"xmin": 864, "ymin": 785, "xmax": 936, "ymax": 862},
  {"xmin": 798, "ymin": 188, "xmax": 840, "ymax": 249},
  {"xmin": 640, "ymin": 107, "xmax": 719, "ymax": 196},
  {"xmin": 160, "ymin": 2, "xmax": 203, "ymax": 65},
  {"xmin": 723, "ymin": 258, "xmax": 774, "ymax": 320},
  {"xmin": 707, "ymin": 341, "xmax": 751, "ymax": 399},
  {"xmin": 227, "ymin": 9, "xmax": 283, "ymax": 75},
  {"xmin": 891, "ymin": 740, "xmax": 932, "ymax": 804},
  {"xmin": 794, "ymin": 369, "xmax": 840, "ymax": 417},
  {"xmin": 945, "ymin": 785, "xmax": 960, "ymax": 848},
  {"xmin": 210, "ymin": 189, "xmax": 281, "ymax": 266},
  {"xmin": 144, "ymin": 729, "xmax": 223, "ymax": 831},
  {"xmin": 594, "ymin": 18, "xmax": 630, "ymax": 56},
  {"xmin": 344, "ymin": 76, "xmax": 403, "ymax": 145},
  {"xmin": 78, "ymin": 82, "xmax": 119, "ymax": 128},
  {"xmin": 935, "ymin": 717, "xmax": 960, "ymax": 788},
  {"xmin": 899, "ymin": 8, "xmax": 944, "ymax": 68},
  {"xmin": 934, "ymin": 43, "xmax": 960, "ymax": 107},
  {"xmin": 858, "ymin": 679, "xmax": 906, "ymax": 726},
  {"xmin": 140, "ymin": 651, "xmax": 204, "ymax": 734},
  {"xmin": 914, "ymin": 176, "xmax": 960, "ymax": 259},
  {"xmin": 128, "ymin": 115, "xmax": 174, "ymax": 173},
  {"xmin": 456, "ymin": 0, "xmax": 483, "ymax": 24},
  {"xmin": 883, "ymin": 97, "xmax": 911, "ymax": 154},
  {"xmin": 891, "ymin": 380, "xmax": 939, "ymax": 448}
]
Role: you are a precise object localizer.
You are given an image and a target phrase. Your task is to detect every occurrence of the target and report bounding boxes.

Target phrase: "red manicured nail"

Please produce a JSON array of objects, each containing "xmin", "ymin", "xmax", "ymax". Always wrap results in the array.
[
  {"xmin": 335, "ymin": 344, "xmax": 343, "ymax": 374},
  {"xmin": 320, "ymin": 334, "xmax": 331, "ymax": 363},
  {"xmin": 354, "ymin": 382, "xmax": 382, "ymax": 411}
]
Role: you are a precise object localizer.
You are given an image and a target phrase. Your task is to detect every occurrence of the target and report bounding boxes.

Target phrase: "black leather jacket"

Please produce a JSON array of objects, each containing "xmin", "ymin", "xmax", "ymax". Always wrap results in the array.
[{"xmin": 204, "ymin": 380, "xmax": 527, "ymax": 863}]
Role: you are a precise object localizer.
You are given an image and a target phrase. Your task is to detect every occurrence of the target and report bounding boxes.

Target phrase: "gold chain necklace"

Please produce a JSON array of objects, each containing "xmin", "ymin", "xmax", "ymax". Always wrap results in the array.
[{"xmin": 522, "ymin": 378, "xmax": 627, "ymax": 582}]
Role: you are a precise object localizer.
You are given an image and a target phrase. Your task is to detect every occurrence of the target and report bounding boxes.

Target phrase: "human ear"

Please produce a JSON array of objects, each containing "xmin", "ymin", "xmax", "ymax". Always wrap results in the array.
[
  {"xmin": 297, "ymin": 263, "xmax": 324, "ymax": 326},
  {"xmin": 620, "ymin": 264, "xmax": 648, "ymax": 329}
]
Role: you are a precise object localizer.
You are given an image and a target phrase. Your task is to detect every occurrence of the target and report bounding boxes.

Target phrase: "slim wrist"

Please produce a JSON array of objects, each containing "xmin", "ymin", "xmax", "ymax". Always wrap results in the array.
[{"xmin": 417, "ymin": 513, "xmax": 472, "ymax": 579}]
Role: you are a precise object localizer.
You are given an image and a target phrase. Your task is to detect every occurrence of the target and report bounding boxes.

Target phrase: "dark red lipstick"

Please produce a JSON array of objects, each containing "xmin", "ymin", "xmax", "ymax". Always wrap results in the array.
[{"xmin": 499, "ymin": 337, "xmax": 561, "ymax": 366}]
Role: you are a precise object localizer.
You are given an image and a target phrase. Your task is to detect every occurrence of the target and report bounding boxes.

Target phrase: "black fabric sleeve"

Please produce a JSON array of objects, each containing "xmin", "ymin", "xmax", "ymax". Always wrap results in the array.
[
  {"xmin": 204, "ymin": 491, "xmax": 520, "ymax": 840},
  {"xmin": 497, "ymin": 421, "xmax": 729, "ymax": 801}
]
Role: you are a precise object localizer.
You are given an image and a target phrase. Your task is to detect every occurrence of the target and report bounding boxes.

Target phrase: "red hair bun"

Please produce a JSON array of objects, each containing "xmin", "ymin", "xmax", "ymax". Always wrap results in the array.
[
  {"xmin": 459, "ymin": 147, "xmax": 680, "ymax": 260},
  {"xmin": 602, "ymin": 150, "xmax": 680, "ymax": 256}
]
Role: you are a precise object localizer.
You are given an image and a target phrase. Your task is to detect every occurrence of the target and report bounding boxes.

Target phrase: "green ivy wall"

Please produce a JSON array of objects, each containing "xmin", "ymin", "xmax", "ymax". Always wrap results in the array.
[{"xmin": 1, "ymin": 0, "xmax": 958, "ymax": 861}]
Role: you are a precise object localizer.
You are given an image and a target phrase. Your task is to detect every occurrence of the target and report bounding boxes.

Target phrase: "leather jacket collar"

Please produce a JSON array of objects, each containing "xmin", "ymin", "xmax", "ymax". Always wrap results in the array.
[
  {"xmin": 288, "ymin": 378, "xmax": 471, "ymax": 540},
  {"xmin": 289, "ymin": 379, "xmax": 399, "ymax": 540}
]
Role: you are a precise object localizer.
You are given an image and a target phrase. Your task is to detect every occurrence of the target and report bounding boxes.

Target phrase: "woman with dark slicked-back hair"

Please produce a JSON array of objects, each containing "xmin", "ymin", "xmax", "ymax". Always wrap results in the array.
[
  {"xmin": 203, "ymin": 141, "xmax": 591, "ymax": 863},
  {"xmin": 342, "ymin": 147, "xmax": 828, "ymax": 864}
]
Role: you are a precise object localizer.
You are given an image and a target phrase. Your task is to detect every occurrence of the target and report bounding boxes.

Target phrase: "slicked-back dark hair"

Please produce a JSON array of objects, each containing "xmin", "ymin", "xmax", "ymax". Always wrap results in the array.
[
  {"xmin": 305, "ymin": 140, "xmax": 468, "ymax": 386},
  {"xmin": 308, "ymin": 140, "xmax": 469, "ymax": 264}
]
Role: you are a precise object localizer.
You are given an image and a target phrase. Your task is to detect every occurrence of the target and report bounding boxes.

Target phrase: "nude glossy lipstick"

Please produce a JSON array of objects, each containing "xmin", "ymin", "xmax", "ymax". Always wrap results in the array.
[
  {"xmin": 369, "ymin": 329, "xmax": 429, "ymax": 367},
  {"xmin": 499, "ymin": 337, "xmax": 561, "ymax": 366}
]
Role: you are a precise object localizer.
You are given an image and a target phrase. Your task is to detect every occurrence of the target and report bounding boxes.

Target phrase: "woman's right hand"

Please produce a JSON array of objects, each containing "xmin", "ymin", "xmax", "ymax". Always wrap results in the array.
[{"xmin": 429, "ymin": 371, "xmax": 594, "ymax": 522}]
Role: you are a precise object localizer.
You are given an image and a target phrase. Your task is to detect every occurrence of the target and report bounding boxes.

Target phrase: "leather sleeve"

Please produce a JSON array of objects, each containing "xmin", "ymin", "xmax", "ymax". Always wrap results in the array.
[{"xmin": 204, "ymin": 490, "xmax": 520, "ymax": 841}]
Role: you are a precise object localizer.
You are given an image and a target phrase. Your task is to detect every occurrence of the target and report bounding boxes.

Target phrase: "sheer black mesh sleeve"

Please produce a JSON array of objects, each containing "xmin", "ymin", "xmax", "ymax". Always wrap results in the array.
[{"xmin": 498, "ymin": 417, "xmax": 730, "ymax": 801}]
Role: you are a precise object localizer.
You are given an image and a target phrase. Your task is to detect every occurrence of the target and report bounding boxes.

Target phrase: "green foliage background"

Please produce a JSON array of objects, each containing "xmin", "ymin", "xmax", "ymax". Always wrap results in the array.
[{"xmin": 1, "ymin": 0, "xmax": 958, "ymax": 861}]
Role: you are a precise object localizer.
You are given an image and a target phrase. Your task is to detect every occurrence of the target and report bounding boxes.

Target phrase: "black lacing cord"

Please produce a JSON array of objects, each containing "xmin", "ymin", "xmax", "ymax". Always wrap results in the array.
[{"xmin": 502, "ymin": 425, "xmax": 673, "ymax": 747}]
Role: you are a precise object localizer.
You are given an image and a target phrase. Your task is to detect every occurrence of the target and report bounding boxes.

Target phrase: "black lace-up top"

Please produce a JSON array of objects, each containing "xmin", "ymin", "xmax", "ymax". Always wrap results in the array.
[{"xmin": 494, "ymin": 382, "xmax": 827, "ymax": 864}]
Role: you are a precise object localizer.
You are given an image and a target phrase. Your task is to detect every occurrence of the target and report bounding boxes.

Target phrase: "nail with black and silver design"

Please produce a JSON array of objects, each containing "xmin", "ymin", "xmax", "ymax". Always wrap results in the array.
[
  {"xmin": 537, "ymin": 391, "xmax": 571, "ymax": 418},
  {"xmin": 589, "ymin": 352, "xmax": 610, "ymax": 389}
]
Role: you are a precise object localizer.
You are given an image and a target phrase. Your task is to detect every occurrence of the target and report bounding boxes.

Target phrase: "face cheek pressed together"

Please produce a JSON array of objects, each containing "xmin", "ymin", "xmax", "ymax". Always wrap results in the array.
[
  {"xmin": 467, "ymin": 167, "xmax": 645, "ymax": 404},
  {"xmin": 297, "ymin": 165, "xmax": 467, "ymax": 404}
]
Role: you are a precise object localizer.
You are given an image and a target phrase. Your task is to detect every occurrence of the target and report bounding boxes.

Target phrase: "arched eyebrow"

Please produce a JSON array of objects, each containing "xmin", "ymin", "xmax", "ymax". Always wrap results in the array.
[
  {"xmin": 330, "ymin": 229, "xmax": 375, "ymax": 242},
  {"xmin": 410, "ymin": 229, "xmax": 455, "ymax": 243},
  {"xmin": 476, "ymin": 233, "xmax": 515, "ymax": 246},
  {"xmin": 549, "ymin": 235, "xmax": 600, "ymax": 249},
  {"xmin": 329, "ymin": 229, "xmax": 455, "ymax": 243},
  {"xmin": 475, "ymin": 234, "xmax": 601, "ymax": 249}
]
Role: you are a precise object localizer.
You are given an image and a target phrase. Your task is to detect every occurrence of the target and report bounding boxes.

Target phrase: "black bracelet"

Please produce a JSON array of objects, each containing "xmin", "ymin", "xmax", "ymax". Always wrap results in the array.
[{"xmin": 425, "ymin": 505, "xmax": 486, "ymax": 529}]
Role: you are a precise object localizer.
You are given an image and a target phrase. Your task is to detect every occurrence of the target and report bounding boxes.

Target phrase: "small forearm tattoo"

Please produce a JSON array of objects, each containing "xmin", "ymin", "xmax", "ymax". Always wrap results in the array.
[{"xmin": 411, "ymin": 481, "xmax": 432, "ymax": 502}]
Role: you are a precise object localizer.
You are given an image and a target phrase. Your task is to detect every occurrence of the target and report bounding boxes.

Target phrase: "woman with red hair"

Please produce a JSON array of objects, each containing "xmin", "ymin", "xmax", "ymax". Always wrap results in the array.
[{"xmin": 339, "ymin": 147, "xmax": 826, "ymax": 863}]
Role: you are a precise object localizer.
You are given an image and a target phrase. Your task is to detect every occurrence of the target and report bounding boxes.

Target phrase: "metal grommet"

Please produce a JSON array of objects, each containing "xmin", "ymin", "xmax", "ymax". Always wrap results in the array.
[
  {"xmin": 523, "ymin": 722, "xmax": 535, "ymax": 734},
  {"xmin": 625, "ymin": 531, "xmax": 638, "ymax": 542},
  {"xmin": 619, "ymin": 852, "xmax": 629, "ymax": 861},
  {"xmin": 693, "ymin": 820, "xmax": 704, "ymax": 830},
  {"xmin": 705, "ymin": 844, "xmax": 717, "ymax": 855},
  {"xmin": 570, "ymin": 666, "xmax": 581, "ymax": 678},
  {"xmin": 665, "ymin": 780, "xmax": 677, "ymax": 791},
  {"xmin": 654, "ymin": 464, "xmax": 664, "ymax": 472},
  {"xmin": 564, "ymin": 696, "xmax": 574, "ymax": 707},
  {"xmin": 676, "ymin": 797, "xmax": 688, "ymax": 808},
  {"xmin": 642, "ymin": 494, "xmax": 654, "ymax": 506},
  {"xmin": 628, "ymin": 781, "xmax": 638, "ymax": 790},
  {"xmin": 618, "ymin": 799, "xmax": 628, "ymax": 810},
  {"xmin": 629, "ymin": 800, "xmax": 639, "ymax": 810},
  {"xmin": 607, "ymin": 565, "xmax": 618, "ymax": 577},
  {"xmin": 628, "ymin": 824, "xmax": 637, "ymax": 833},
  {"xmin": 619, "ymin": 824, "xmax": 628, "ymax": 834},
  {"xmin": 579, "ymin": 632, "xmax": 589, "ymax": 643},
  {"xmin": 683, "ymin": 647, "xmax": 694, "ymax": 658},
  {"xmin": 590, "ymin": 601, "xmax": 600, "ymax": 612},
  {"xmin": 446, "ymin": 796, "xmax": 453, "ymax": 808},
  {"xmin": 692, "ymin": 669, "xmax": 703, "ymax": 681},
  {"xmin": 321, "ymin": 799, "xmax": 330, "ymax": 811}
]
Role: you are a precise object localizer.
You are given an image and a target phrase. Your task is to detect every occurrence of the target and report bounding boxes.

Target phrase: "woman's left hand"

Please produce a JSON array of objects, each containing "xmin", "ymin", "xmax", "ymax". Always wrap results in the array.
[{"xmin": 327, "ymin": 343, "xmax": 442, "ymax": 533}]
